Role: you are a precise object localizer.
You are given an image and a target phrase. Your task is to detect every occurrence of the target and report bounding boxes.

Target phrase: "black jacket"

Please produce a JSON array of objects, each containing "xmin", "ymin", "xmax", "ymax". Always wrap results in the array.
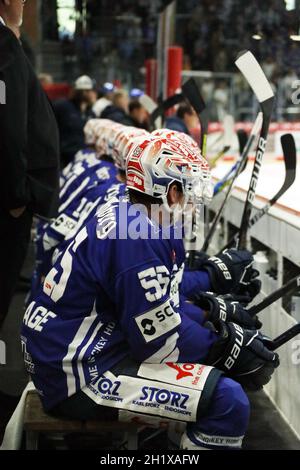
[
  {"xmin": 165, "ymin": 116, "xmax": 190, "ymax": 135},
  {"xmin": 53, "ymin": 98, "xmax": 95, "ymax": 166},
  {"xmin": 100, "ymin": 105, "xmax": 134, "ymax": 126},
  {"xmin": 0, "ymin": 24, "xmax": 59, "ymax": 218}
]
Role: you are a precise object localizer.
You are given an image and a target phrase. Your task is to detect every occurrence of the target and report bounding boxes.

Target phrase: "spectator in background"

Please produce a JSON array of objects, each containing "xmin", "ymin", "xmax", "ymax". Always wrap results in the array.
[
  {"xmin": 101, "ymin": 89, "xmax": 132, "ymax": 125},
  {"xmin": 128, "ymin": 100, "xmax": 149, "ymax": 130},
  {"xmin": 213, "ymin": 81, "xmax": 229, "ymax": 121},
  {"xmin": 0, "ymin": 0, "xmax": 60, "ymax": 328},
  {"xmin": 279, "ymin": 68, "xmax": 298, "ymax": 107},
  {"xmin": 38, "ymin": 73, "xmax": 53, "ymax": 87},
  {"xmin": 165, "ymin": 104, "xmax": 198, "ymax": 135},
  {"xmin": 93, "ymin": 82, "xmax": 115, "ymax": 117},
  {"xmin": 53, "ymin": 75, "xmax": 97, "ymax": 167},
  {"xmin": 262, "ymin": 56, "xmax": 277, "ymax": 80}
]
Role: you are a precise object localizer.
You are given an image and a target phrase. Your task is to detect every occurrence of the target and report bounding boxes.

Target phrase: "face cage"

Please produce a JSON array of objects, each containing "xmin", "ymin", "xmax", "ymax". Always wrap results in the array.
[{"xmin": 160, "ymin": 174, "xmax": 213, "ymax": 227}]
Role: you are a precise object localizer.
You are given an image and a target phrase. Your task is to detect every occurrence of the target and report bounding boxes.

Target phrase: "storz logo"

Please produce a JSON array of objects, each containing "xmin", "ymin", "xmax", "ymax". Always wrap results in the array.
[
  {"xmin": 139, "ymin": 386, "xmax": 189, "ymax": 410},
  {"xmin": 0, "ymin": 80, "xmax": 6, "ymax": 104}
]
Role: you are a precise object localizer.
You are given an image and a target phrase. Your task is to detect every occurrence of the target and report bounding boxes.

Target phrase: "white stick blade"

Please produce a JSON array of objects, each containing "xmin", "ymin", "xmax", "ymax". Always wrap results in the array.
[
  {"xmin": 223, "ymin": 114, "xmax": 235, "ymax": 147},
  {"xmin": 235, "ymin": 51, "xmax": 274, "ymax": 103},
  {"xmin": 139, "ymin": 95, "xmax": 157, "ymax": 114}
]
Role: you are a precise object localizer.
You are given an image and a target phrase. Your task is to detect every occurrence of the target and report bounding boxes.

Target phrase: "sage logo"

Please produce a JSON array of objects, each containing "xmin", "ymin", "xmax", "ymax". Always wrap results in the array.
[
  {"xmin": 0, "ymin": 80, "xmax": 6, "ymax": 104},
  {"xmin": 0, "ymin": 340, "xmax": 6, "ymax": 365}
]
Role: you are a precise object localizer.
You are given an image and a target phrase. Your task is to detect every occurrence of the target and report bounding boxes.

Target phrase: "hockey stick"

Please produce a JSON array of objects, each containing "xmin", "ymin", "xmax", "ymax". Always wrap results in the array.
[
  {"xmin": 213, "ymin": 128, "xmax": 249, "ymax": 196},
  {"xmin": 248, "ymin": 274, "xmax": 300, "ymax": 316},
  {"xmin": 139, "ymin": 94, "xmax": 163, "ymax": 130},
  {"xmin": 249, "ymin": 133, "xmax": 297, "ymax": 224},
  {"xmin": 221, "ymin": 133, "xmax": 297, "ymax": 251},
  {"xmin": 201, "ymin": 113, "xmax": 263, "ymax": 253},
  {"xmin": 235, "ymin": 51, "xmax": 275, "ymax": 250},
  {"xmin": 264, "ymin": 323, "xmax": 300, "ymax": 351},
  {"xmin": 149, "ymin": 93, "xmax": 184, "ymax": 130},
  {"xmin": 237, "ymin": 129, "xmax": 249, "ymax": 157},
  {"xmin": 210, "ymin": 115, "xmax": 235, "ymax": 167},
  {"xmin": 181, "ymin": 78, "xmax": 208, "ymax": 267},
  {"xmin": 139, "ymin": 94, "xmax": 157, "ymax": 114},
  {"xmin": 182, "ymin": 78, "xmax": 208, "ymax": 157}
]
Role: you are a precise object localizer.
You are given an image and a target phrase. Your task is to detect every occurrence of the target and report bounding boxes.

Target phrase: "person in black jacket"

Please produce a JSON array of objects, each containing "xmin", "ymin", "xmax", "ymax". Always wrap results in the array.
[
  {"xmin": 100, "ymin": 89, "xmax": 133, "ymax": 126},
  {"xmin": 0, "ymin": 0, "xmax": 60, "ymax": 328},
  {"xmin": 165, "ymin": 103, "xmax": 198, "ymax": 135},
  {"xmin": 53, "ymin": 75, "xmax": 96, "ymax": 167}
]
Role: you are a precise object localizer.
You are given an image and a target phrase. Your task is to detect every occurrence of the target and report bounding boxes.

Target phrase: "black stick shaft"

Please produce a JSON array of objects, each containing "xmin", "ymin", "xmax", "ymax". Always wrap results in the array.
[
  {"xmin": 202, "ymin": 131, "xmax": 256, "ymax": 252},
  {"xmin": 268, "ymin": 324, "xmax": 300, "ymax": 351},
  {"xmin": 237, "ymin": 98, "xmax": 274, "ymax": 249},
  {"xmin": 248, "ymin": 274, "xmax": 300, "ymax": 316}
]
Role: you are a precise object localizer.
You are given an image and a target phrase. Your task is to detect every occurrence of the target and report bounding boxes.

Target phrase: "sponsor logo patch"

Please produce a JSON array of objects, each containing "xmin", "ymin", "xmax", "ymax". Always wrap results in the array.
[
  {"xmin": 135, "ymin": 300, "xmax": 181, "ymax": 343},
  {"xmin": 138, "ymin": 362, "xmax": 214, "ymax": 391}
]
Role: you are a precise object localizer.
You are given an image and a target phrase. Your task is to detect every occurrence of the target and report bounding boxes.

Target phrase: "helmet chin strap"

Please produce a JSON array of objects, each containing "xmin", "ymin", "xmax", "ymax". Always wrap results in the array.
[{"xmin": 161, "ymin": 194, "xmax": 193, "ymax": 225}]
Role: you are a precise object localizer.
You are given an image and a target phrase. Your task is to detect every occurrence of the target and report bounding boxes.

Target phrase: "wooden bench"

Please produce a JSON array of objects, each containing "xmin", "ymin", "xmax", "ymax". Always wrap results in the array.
[{"xmin": 23, "ymin": 391, "xmax": 139, "ymax": 450}]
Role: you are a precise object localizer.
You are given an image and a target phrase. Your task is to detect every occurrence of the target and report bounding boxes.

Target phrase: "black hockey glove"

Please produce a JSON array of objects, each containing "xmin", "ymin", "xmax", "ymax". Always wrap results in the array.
[
  {"xmin": 233, "ymin": 268, "xmax": 262, "ymax": 303},
  {"xmin": 205, "ymin": 321, "xmax": 280, "ymax": 391},
  {"xmin": 194, "ymin": 292, "xmax": 261, "ymax": 329},
  {"xmin": 185, "ymin": 250, "xmax": 209, "ymax": 270},
  {"xmin": 200, "ymin": 248, "xmax": 255, "ymax": 294}
]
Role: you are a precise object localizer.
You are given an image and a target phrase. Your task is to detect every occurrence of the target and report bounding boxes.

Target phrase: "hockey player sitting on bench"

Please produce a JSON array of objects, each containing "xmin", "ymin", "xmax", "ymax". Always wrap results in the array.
[{"xmin": 21, "ymin": 136, "xmax": 279, "ymax": 450}]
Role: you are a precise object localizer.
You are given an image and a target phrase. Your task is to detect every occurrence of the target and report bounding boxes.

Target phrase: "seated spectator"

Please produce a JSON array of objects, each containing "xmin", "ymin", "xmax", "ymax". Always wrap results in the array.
[
  {"xmin": 165, "ymin": 104, "xmax": 198, "ymax": 135},
  {"xmin": 101, "ymin": 89, "xmax": 133, "ymax": 126},
  {"xmin": 128, "ymin": 100, "xmax": 149, "ymax": 129},
  {"xmin": 53, "ymin": 75, "xmax": 97, "ymax": 166},
  {"xmin": 38, "ymin": 73, "xmax": 53, "ymax": 86},
  {"xmin": 92, "ymin": 82, "xmax": 115, "ymax": 117}
]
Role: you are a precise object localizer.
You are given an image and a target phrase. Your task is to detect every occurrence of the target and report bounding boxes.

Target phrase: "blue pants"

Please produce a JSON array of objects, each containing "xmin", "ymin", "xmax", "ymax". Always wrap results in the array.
[{"xmin": 186, "ymin": 377, "xmax": 250, "ymax": 449}]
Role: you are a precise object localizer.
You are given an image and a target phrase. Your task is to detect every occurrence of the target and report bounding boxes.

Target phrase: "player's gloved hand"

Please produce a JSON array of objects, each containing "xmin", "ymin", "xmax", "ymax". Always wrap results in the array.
[
  {"xmin": 199, "ymin": 248, "xmax": 254, "ymax": 294},
  {"xmin": 205, "ymin": 321, "xmax": 280, "ymax": 391},
  {"xmin": 194, "ymin": 292, "xmax": 261, "ymax": 329},
  {"xmin": 185, "ymin": 250, "xmax": 209, "ymax": 270},
  {"xmin": 233, "ymin": 268, "xmax": 262, "ymax": 303}
]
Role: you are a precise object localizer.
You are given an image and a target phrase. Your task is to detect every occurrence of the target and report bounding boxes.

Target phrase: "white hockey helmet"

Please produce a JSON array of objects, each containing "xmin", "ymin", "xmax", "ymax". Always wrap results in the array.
[
  {"xmin": 126, "ymin": 136, "xmax": 213, "ymax": 214},
  {"xmin": 151, "ymin": 128, "xmax": 212, "ymax": 194},
  {"xmin": 84, "ymin": 119, "xmax": 115, "ymax": 146},
  {"xmin": 94, "ymin": 121, "xmax": 123, "ymax": 156},
  {"xmin": 112, "ymin": 127, "xmax": 150, "ymax": 171},
  {"xmin": 152, "ymin": 128, "xmax": 200, "ymax": 152}
]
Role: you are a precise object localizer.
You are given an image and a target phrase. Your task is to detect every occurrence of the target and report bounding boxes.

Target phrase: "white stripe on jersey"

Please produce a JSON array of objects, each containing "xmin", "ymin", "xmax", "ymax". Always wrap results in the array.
[
  {"xmin": 59, "ymin": 176, "xmax": 90, "ymax": 213},
  {"xmin": 76, "ymin": 317, "xmax": 103, "ymax": 388},
  {"xmin": 63, "ymin": 304, "xmax": 102, "ymax": 397},
  {"xmin": 144, "ymin": 333, "xmax": 179, "ymax": 363},
  {"xmin": 42, "ymin": 232, "xmax": 60, "ymax": 251},
  {"xmin": 59, "ymin": 174, "xmax": 77, "ymax": 199},
  {"xmin": 65, "ymin": 197, "xmax": 101, "ymax": 242},
  {"xmin": 163, "ymin": 347, "xmax": 180, "ymax": 362}
]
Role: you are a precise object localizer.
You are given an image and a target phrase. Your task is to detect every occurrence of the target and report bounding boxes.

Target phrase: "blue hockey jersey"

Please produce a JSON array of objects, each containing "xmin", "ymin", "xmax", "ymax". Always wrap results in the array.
[
  {"xmin": 59, "ymin": 151, "xmax": 117, "ymax": 207},
  {"xmin": 30, "ymin": 179, "xmax": 125, "ymax": 302},
  {"xmin": 21, "ymin": 198, "xmax": 218, "ymax": 410}
]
